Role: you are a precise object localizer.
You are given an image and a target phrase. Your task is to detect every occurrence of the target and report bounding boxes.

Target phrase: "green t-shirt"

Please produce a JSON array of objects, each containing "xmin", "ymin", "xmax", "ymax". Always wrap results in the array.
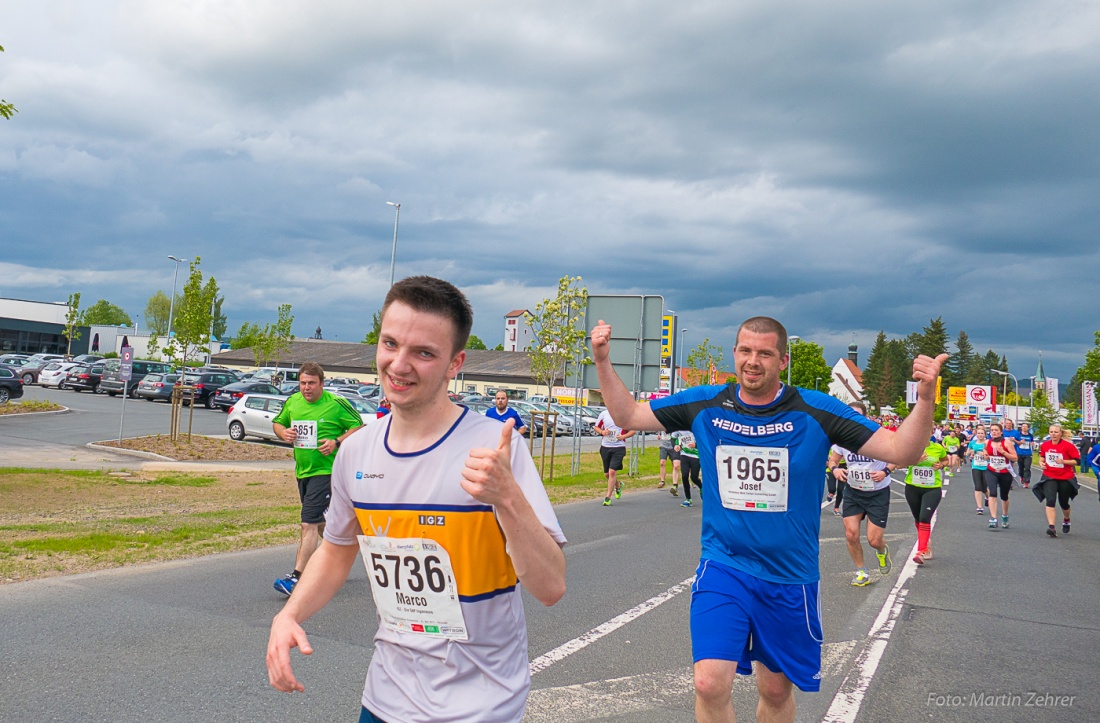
[
  {"xmin": 943, "ymin": 435, "xmax": 960, "ymax": 454},
  {"xmin": 905, "ymin": 442, "xmax": 948, "ymax": 488},
  {"xmin": 273, "ymin": 390, "xmax": 363, "ymax": 478}
]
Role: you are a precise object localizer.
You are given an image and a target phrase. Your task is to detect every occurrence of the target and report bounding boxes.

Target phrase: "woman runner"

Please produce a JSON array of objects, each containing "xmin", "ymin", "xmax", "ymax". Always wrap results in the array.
[
  {"xmin": 983, "ymin": 422, "xmax": 1018, "ymax": 529},
  {"xmin": 966, "ymin": 426, "xmax": 989, "ymax": 515},
  {"xmin": 905, "ymin": 438, "xmax": 948, "ymax": 564}
]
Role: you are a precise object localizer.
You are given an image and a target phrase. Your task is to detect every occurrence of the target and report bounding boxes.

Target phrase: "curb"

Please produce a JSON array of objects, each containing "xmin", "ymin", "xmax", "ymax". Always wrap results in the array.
[
  {"xmin": 0, "ymin": 405, "xmax": 71, "ymax": 417},
  {"xmin": 86, "ymin": 442, "xmax": 176, "ymax": 461}
]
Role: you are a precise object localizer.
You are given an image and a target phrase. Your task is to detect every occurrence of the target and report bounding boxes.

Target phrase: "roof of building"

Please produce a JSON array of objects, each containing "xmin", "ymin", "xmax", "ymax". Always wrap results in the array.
[
  {"xmin": 841, "ymin": 358, "xmax": 864, "ymax": 385},
  {"xmin": 504, "ymin": 309, "xmax": 529, "ymax": 318},
  {"xmin": 211, "ymin": 339, "xmax": 539, "ymax": 380}
]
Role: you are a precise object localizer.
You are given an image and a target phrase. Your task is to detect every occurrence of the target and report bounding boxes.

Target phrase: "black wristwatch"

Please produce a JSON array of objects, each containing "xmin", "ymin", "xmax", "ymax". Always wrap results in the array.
[{"xmin": 334, "ymin": 438, "xmax": 341, "ymax": 449}]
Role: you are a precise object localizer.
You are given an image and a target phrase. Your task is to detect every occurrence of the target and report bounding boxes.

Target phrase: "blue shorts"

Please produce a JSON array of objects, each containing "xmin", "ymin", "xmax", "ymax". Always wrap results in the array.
[{"xmin": 690, "ymin": 558, "xmax": 823, "ymax": 692}]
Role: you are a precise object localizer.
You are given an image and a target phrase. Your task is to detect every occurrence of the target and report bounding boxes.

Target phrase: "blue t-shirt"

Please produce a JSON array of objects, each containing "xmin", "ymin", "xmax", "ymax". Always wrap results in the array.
[
  {"xmin": 651, "ymin": 384, "xmax": 878, "ymax": 585},
  {"xmin": 486, "ymin": 406, "xmax": 525, "ymax": 429},
  {"xmin": 1002, "ymin": 429, "xmax": 1022, "ymax": 450},
  {"xmin": 1015, "ymin": 432, "xmax": 1034, "ymax": 455}
]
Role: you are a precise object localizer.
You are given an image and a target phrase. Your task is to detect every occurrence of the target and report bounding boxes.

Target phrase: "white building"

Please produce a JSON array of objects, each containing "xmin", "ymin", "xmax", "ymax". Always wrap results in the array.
[
  {"xmin": 828, "ymin": 341, "xmax": 864, "ymax": 404},
  {"xmin": 503, "ymin": 309, "xmax": 534, "ymax": 352}
]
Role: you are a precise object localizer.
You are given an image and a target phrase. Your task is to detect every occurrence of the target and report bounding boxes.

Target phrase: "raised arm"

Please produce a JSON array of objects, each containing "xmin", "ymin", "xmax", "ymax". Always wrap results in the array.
[
  {"xmin": 858, "ymin": 353, "xmax": 949, "ymax": 465},
  {"xmin": 590, "ymin": 319, "xmax": 664, "ymax": 433}
]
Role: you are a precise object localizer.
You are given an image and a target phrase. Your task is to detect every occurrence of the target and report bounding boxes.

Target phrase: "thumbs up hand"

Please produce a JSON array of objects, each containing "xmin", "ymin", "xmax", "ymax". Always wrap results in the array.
[{"xmin": 462, "ymin": 419, "xmax": 518, "ymax": 506}]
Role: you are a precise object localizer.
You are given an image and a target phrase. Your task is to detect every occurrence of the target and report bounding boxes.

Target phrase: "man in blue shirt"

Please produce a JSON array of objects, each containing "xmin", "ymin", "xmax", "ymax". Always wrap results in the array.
[
  {"xmin": 590, "ymin": 315, "xmax": 946, "ymax": 723},
  {"xmin": 486, "ymin": 390, "xmax": 527, "ymax": 436}
]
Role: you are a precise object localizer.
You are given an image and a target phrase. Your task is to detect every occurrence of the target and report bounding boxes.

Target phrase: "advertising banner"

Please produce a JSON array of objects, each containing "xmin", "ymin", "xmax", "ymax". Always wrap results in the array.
[
  {"xmin": 1046, "ymin": 378, "xmax": 1060, "ymax": 409},
  {"xmin": 1081, "ymin": 382, "xmax": 1096, "ymax": 425},
  {"xmin": 948, "ymin": 386, "xmax": 967, "ymax": 405},
  {"xmin": 965, "ymin": 385, "xmax": 996, "ymax": 414}
]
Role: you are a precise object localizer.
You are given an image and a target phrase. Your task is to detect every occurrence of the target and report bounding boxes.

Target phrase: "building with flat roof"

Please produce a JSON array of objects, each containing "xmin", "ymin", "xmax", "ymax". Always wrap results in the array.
[{"xmin": 0, "ymin": 297, "xmax": 89, "ymax": 356}]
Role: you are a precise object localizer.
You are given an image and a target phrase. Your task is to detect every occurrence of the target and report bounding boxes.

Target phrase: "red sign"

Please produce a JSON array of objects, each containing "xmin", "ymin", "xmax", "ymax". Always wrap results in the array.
[{"xmin": 971, "ymin": 387, "xmax": 986, "ymax": 401}]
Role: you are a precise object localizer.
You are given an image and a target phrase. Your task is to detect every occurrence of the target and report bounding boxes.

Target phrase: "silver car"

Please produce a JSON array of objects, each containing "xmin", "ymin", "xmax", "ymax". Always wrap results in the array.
[{"xmin": 226, "ymin": 394, "xmax": 287, "ymax": 443}]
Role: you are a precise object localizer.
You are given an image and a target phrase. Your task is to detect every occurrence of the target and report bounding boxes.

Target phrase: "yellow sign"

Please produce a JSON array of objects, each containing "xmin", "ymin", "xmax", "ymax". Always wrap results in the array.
[
  {"xmin": 948, "ymin": 386, "xmax": 966, "ymax": 405},
  {"xmin": 661, "ymin": 315, "xmax": 674, "ymax": 358},
  {"xmin": 936, "ymin": 376, "xmax": 942, "ymax": 403}
]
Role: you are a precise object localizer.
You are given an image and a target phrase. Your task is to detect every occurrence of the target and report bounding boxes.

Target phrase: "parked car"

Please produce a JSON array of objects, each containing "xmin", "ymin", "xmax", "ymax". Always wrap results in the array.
[
  {"xmin": 334, "ymin": 384, "xmax": 380, "ymax": 399},
  {"xmin": 99, "ymin": 358, "xmax": 175, "ymax": 397},
  {"xmin": 37, "ymin": 361, "xmax": 79, "ymax": 389},
  {"xmin": 213, "ymin": 381, "xmax": 282, "ymax": 411},
  {"xmin": 278, "ymin": 381, "xmax": 300, "ymax": 395},
  {"xmin": 324, "ymin": 377, "xmax": 360, "ymax": 387},
  {"xmin": 134, "ymin": 373, "xmax": 182, "ymax": 402},
  {"xmin": 345, "ymin": 397, "xmax": 382, "ymax": 424},
  {"xmin": 65, "ymin": 362, "xmax": 108, "ymax": 393},
  {"xmin": 0, "ymin": 365, "xmax": 24, "ymax": 404},
  {"xmin": 71, "ymin": 354, "xmax": 104, "ymax": 364},
  {"xmin": 178, "ymin": 370, "xmax": 239, "ymax": 409},
  {"xmin": 0, "ymin": 354, "xmax": 31, "ymax": 368},
  {"xmin": 251, "ymin": 367, "xmax": 300, "ymax": 384},
  {"xmin": 226, "ymin": 393, "xmax": 288, "ymax": 442},
  {"xmin": 16, "ymin": 353, "xmax": 65, "ymax": 384}
]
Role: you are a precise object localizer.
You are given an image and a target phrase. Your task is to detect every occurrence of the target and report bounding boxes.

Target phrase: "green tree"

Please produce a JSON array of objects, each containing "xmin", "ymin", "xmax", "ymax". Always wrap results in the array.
[
  {"xmin": 231, "ymin": 321, "xmax": 264, "ymax": 350},
  {"xmin": 0, "ymin": 45, "xmax": 16, "ymax": 120},
  {"xmin": 64, "ymin": 292, "xmax": 83, "ymax": 357},
  {"xmin": 787, "ymin": 338, "xmax": 832, "ymax": 391},
  {"xmin": 83, "ymin": 299, "xmax": 132, "ymax": 327},
  {"xmin": 905, "ymin": 317, "xmax": 950, "ymax": 360},
  {"xmin": 1074, "ymin": 330, "xmax": 1100, "ymax": 385},
  {"xmin": 1027, "ymin": 388, "xmax": 1062, "ymax": 436},
  {"xmin": 525, "ymin": 275, "xmax": 589, "ymax": 407},
  {"xmin": 143, "ymin": 291, "xmax": 175, "ymax": 336},
  {"xmin": 684, "ymin": 338, "xmax": 726, "ymax": 388},
  {"xmin": 945, "ymin": 330, "xmax": 975, "ymax": 388},
  {"xmin": 863, "ymin": 333, "xmax": 910, "ymax": 412},
  {"xmin": 362, "ymin": 311, "xmax": 382, "ymax": 344},
  {"xmin": 148, "ymin": 258, "xmax": 219, "ymax": 368},
  {"xmin": 249, "ymin": 304, "xmax": 295, "ymax": 368},
  {"xmin": 466, "ymin": 335, "xmax": 487, "ymax": 350},
  {"xmin": 211, "ymin": 295, "xmax": 228, "ymax": 339},
  {"xmin": 493, "ymin": 343, "xmax": 504, "ymax": 351}
]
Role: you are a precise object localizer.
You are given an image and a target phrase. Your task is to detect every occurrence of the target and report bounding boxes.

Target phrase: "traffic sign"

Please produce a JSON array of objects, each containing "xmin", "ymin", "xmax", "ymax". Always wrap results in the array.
[{"xmin": 120, "ymin": 345, "xmax": 134, "ymax": 381}]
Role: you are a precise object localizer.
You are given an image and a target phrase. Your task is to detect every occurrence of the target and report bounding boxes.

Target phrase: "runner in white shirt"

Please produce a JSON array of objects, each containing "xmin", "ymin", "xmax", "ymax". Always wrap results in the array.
[
  {"xmin": 266, "ymin": 277, "xmax": 566, "ymax": 722},
  {"xmin": 827, "ymin": 403, "xmax": 896, "ymax": 587},
  {"xmin": 596, "ymin": 409, "xmax": 635, "ymax": 506}
]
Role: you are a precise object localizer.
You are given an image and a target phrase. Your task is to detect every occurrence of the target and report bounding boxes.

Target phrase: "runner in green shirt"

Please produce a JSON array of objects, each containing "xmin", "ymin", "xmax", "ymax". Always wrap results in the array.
[
  {"xmin": 942, "ymin": 430, "xmax": 962, "ymax": 478},
  {"xmin": 271, "ymin": 362, "xmax": 363, "ymax": 596},
  {"xmin": 905, "ymin": 440, "xmax": 948, "ymax": 565}
]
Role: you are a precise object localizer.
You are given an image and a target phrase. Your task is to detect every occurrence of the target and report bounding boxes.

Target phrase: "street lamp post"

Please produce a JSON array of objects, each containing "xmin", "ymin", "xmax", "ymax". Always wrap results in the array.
[
  {"xmin": 167, "ymin": 255, "xmax": 187, "ymax": 340},
  {"xmin": 386, "ymin": 201, "xmax": 401, "ymax": 288},
  {"xmin": 815, "ymin": 376, "xmax": 822, "ymax": 391},
  {"xmin": 990, "ymin": 369, "xmax": 1019, "ymax": 423},
  {"xmin": 786, "ymin": 335, "xmax": 800, "ymax": 386},
  {"xmin": 678, "ymin": 328, "xmax": 687, "ymax": 393},
  {"xmin": 1029, "ymin": 376, "xmax": 1036, "ymax": 414}
]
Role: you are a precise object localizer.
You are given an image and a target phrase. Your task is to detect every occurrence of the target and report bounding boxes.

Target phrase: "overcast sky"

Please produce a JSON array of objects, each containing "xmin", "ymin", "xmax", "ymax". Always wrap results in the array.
[{"xmin": 1, "ymin": 1, "xmax": 1097, "ymax": 382}]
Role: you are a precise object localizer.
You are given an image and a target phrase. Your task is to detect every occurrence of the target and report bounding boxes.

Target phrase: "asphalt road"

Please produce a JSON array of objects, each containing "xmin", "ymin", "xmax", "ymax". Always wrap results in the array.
[{"xmin": 3, "ymin": 392, "xmax": 1099, "ymax": 721}]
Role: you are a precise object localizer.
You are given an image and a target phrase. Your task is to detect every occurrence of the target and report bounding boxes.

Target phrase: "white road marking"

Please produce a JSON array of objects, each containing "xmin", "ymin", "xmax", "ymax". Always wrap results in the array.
[
  {"xmin": 821, "ymin": 486, "xmax": 947, "ymax": 722},
  {"xmin": 529, "ymin": 576, "xmax": 695, "ymax": 676},
  {"xmin": 525, "ymin": 640, "xmax": 860, "ymax": 722}
]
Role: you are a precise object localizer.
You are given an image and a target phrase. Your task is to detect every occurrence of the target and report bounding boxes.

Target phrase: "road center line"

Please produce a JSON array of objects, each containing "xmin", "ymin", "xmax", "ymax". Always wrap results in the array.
[
  {"xmin": 529, "ymin": 576, "xmax": 695, "ymax": 676},
  {"xmin": 821, "ymin": 485, "xmax": 947, "ymax": 722}
]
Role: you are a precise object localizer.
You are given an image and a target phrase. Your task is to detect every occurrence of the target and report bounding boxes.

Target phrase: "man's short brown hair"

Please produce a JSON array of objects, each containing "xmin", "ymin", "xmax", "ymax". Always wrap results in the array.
[
  {"xmin": 736, "ymin": 316, "xmax": 788, "ymax": 354},
  {"xmin": 382, "ymin": 276, "xmax": 473, "ymax": 354},
  {"xmin": 298, "ymin": 361, "xmax": 325, "ymax": 382}
]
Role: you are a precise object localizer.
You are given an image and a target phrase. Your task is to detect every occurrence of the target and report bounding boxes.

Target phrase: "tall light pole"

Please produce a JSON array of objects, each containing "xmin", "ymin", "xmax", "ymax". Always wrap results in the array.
[
  {"xmin": 386, "ymin": 201, "xmax": 401, "ymax": 288},
  {"xmin": 815, "ymin": 377, "xmax": 822, "ymax": 391},
  {"xmin": 1029, "ymin": 376, "xmax": 1036, "ymax": 414},
  {"xmin": 786, "ymin": 335, "xmax": 800, "ymax": 386},
  {"xmin": 990, "ymin": 369, "xmax": 1019, "ymax": 423},
  {"xmin": 678, "ymin": 328, "xmax": 687, "ymax": 393},
  {"xmin": 167, "ymin": 255, "xmax": 187, "ymax": 339}
]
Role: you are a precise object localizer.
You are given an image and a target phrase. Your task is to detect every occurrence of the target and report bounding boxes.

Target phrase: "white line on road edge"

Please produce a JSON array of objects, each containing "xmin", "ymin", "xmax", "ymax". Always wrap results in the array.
[
  {"xmin": 529, "ymin": 576, "xmax": 695, "ymax": 676},
  {"xmin": 821, "ymin": 486, "xmax": 947, "ymax": 723}
]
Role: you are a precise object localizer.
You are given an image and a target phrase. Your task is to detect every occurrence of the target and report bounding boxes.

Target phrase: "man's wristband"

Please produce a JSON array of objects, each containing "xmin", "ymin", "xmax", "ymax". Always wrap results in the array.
[{"xmin": 334, "ymin": 438, "xmax": 341, "ymax": 449}]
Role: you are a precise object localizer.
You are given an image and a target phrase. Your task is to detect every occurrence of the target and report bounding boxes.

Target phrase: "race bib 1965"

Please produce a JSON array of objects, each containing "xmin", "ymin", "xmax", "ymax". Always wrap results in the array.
[
  {"xmin": 291, "ymin": 420, "xmax": 318, "ymax": 449},
  {"xmin": 716, "ymin": 445, "xmax": 788, "ymax": 512},
  {"xmin": 358, "ymin": 535, "xmax": 468, "ymax": 641}
]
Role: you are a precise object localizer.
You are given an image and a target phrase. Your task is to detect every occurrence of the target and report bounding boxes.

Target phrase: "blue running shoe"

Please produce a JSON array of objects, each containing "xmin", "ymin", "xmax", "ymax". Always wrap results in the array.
[{"xmin": 274, "ymin": 573, "xmax": 298, "ymax": 597}]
